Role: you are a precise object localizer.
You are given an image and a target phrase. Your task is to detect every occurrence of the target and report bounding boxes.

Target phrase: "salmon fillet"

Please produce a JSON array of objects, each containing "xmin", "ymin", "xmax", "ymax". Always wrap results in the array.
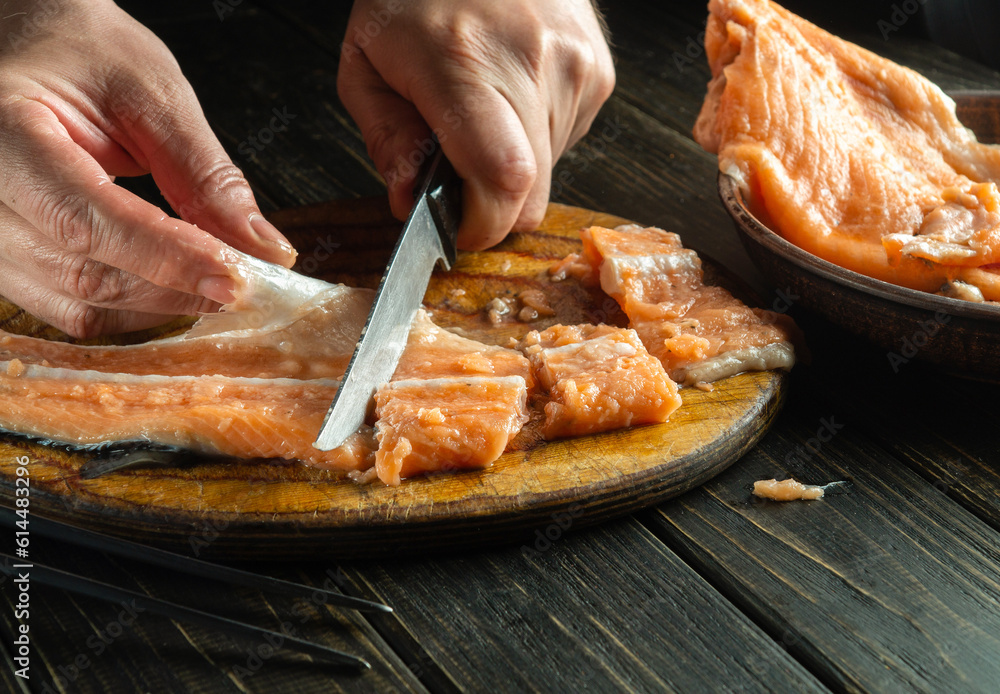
[
  {"xmin": 519, "ymin": 324, "xmax": 681, "ymax": 439},
  {"xmin": 0, "ymin": 287, "xmax": 372, "ymax": 381},
  {"xmin": 0, "ymin": 220, "xmax": 794, "ymax": 485},
  {"xmin": 0, "ymin": 364, "xmax": 373, "ymax": 470},
  {"xmin": 368, "ymin": 311, "xmax": 533, "ymax": 485},
  {"xmin": 581, "ymin": 224, "xmax": 796, "ymax": 385},
  {"xmin": 693, "ymin": 0, "xmax": 1000, "ymax": 301},
  {"xmin": 373, "ymin": 376, "xmax": 529, "ymax": 487},
  {"xmin": 0, "ymin": 253, "xmax": 538, "ymax": 484},
  {"xmin": 0, "ymin": 252, "xmax": 380, "ymax": 470},
  {"xmin": 392, "ymin": 311, "xmax": 534, "ymax": 387}
]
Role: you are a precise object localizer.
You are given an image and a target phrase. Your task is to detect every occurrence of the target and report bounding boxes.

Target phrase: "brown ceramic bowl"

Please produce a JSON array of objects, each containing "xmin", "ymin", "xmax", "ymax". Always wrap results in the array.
[{"xmin": 720, "ymin": 91, "xmax": 1000, "ymax": 381}]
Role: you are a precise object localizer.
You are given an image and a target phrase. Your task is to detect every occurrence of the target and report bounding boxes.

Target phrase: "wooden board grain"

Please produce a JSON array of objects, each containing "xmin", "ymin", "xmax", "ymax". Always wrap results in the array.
[
  {"xmin": 0, "ymin": 202, "xmax": 787, "ymax": 559},
  {"xmin": 645, "ymin": 377, "xmax": 1000, "ymax": 693},
  {"xmin": 0, "ymin": 543, "xmax": 425, "ymax": 694},
  {"xmin": 345, "ymin": 518, "xmax": 827, "ymax": 694}
]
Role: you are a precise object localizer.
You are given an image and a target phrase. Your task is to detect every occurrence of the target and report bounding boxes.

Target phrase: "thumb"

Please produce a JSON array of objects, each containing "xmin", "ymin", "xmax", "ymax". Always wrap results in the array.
[
  {"xmin": 117, "ymin": 80, "xmax": 297, "ymax": 268},
  {"xmin": 337, "ymin": 49, "xmax": 434, "ymax": 221}
]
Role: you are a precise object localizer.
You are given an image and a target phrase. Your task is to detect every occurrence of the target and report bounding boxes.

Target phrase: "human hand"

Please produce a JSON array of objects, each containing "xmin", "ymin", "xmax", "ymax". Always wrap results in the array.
[
  {"xmin": 337, "ymin": 0, "xmax": 615, "ymax": 250},
  {"xmin": 0, "ymin": 0, "xmax": 296, "ymax": 337}
]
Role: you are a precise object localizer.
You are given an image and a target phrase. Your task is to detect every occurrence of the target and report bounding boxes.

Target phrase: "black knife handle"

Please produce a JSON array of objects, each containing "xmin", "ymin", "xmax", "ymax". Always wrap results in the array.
[{"xmin": 420, "ymin": 143, "xmax": 461, "ymax": 267}]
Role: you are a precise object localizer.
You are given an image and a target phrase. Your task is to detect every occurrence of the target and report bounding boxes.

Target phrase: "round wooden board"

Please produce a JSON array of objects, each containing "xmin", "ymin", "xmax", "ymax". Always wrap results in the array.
[{"xmin": 0, "ymin": 201, "xmax": 787, "ymax": 559}]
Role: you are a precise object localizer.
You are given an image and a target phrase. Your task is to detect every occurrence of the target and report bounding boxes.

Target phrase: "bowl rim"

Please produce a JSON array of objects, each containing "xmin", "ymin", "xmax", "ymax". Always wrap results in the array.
[{"xmin": 718, "ymin": 172, "xmax": 1000, "ymax": 323}]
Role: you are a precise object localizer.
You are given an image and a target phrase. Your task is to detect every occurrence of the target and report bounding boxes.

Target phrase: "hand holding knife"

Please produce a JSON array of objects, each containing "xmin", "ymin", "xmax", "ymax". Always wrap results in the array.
[{"xmin": 314, "ymin": 143, "xmax": 461, "ymax": 451}]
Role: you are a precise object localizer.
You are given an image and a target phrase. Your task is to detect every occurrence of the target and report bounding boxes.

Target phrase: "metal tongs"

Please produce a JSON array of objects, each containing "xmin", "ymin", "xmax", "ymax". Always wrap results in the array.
[{"xmin": 0, "ymin": 507, "xmax": 391, "ymax": 670}]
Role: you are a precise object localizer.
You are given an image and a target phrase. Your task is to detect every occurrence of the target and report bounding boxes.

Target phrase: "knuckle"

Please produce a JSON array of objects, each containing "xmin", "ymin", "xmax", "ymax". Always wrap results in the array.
[
  {"xmin": 38, "ymin": 193, "xmax": 96, "ymax": 256},
  {"xmin": 196, "ymin": 161, "xmax": 249, "ymax": 195},
  {"xmin": 566, "ymin": 40, "xmax": 616, "ymax": 101},
  {"xmin": 59, "ymin": 301, "xmax": 108, "ymax": 340},
  {"xmin": 483, "ymin": 153, "xmax": 537, "ymax": 198},
  {"xmin": 60, "ymin": 256, "xmax": 128, "ymax": 306},
  {"xmin": 594, "ymin": 49, "xmax": 617, "ymax": 100},
  {"xmin": 429, "ymin": 17, "xmax": 507, "ymax": 75},
  {"xmin": 176, "ymin": 161, "xmax": 251, "ymax": 217},
  {"xmin": 363, "ymin": 121, "xmax": 400, "ymax": 172},
  {"xmin": 105, "ymin": 68, "xmax": 181, "ymax": 132}
]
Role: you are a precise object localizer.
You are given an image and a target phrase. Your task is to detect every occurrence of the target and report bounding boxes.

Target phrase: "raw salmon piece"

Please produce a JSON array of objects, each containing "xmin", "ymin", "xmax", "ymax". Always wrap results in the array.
[
  {"xmin": 373, "ymin": 376, "xmax": 529, "ymax": 486},
  {"xmin": 0, "ymin": 248, "xmax": 537, "ymax": 482},
  {"xmin": 0, "ymin": 252, "xmax": 374, "ymax": 473},
  {"xmin": 0, "ymin": 364, "xmax": 373, "ymax": 470},
  {"xmin": 581, "ymin": 225, "xmax": 796, "ymax": 384},
  {"xmin": 582, "ymin": 225, "xmax": 703, "ymax": 321},
  {"xmin": 366, "ymin": 311, "xmax": 533, "ymax": 485},
  {"xmin": 752, "ymin": 478, "xmax": 825, "ymax": 501},
  {"xmin": 693, "ymin": 0, "xmax": 1000, "ymax": 300},
  {"xmin": 393, "ymin": 311, "xmax": 534, "ymax": 388},
  {"xmin": 519, "ymin": 324, "xmax": 681, "ymax": 439}
]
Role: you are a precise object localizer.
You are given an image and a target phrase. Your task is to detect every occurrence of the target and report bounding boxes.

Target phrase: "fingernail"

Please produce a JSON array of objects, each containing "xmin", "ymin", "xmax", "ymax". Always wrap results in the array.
[
  {"xmin": 197, "ymin": 275, "xmax": 238, "ymax": 305},
  {"xmin": 250, "ymin": 214, "xmax": 297, "ymax": 265}
]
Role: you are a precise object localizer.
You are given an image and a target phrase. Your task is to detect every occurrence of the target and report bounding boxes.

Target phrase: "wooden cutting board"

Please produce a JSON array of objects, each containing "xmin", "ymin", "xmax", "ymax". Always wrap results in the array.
[{"xmin": 0, "ymin": 201, "xmax": 788, "ymax": 559}]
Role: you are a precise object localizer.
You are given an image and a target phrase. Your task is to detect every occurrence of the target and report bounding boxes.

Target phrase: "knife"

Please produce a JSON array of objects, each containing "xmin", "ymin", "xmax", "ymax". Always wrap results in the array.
[{"xmin": 314, "ymin": 143, "xmax": 461, "ymax": 451}]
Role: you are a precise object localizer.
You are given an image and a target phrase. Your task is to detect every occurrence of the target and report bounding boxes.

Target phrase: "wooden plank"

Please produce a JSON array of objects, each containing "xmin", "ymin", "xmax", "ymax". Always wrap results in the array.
[
  {"xmin": 343, "ymin": 518, "xmax": 827, "ymax": 693},
  {"xmin": 644, "ymin": 374, "xmax": 1000, "ymax": 693},
  {"xmin": 0, "ymin": 543, "xmax": 426, "ymax": 693},
  {"xmin": 0, "ymin": 615, "xmax": 30, "ymax": 694},
  {"xmin": 790, "ymin": 311, "xmax": 1000, "ymax": 532}
]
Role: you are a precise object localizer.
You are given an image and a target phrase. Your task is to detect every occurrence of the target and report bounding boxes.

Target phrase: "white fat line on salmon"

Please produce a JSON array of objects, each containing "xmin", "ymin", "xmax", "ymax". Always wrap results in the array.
[
  {"xmin": 599, "ymin": 252, "xmax": 701, "ymax": 296},
  {"xmin": 0, "ymin": 361, "xmax": 340, "ymax": 388},
  {"xmin": 531, "ymin": 334, "xmax": 640, "ymax": 358}
]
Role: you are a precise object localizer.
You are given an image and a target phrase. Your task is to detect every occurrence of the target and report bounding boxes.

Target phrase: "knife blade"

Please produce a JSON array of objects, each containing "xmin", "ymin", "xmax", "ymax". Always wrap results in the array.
[{"xmin": 314, "ymin": 144, "xmax": 461, "ymax": 451}]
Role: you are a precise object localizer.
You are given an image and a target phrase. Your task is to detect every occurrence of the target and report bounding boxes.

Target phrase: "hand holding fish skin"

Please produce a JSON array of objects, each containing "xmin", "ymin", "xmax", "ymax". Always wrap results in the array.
[
  {"xmin": 337, "ymin": 0, "xmax": 616, "ymax": 251},
  {"xmin": 0, "ymin": 0, "xmax": 297, "ymax": 338}
]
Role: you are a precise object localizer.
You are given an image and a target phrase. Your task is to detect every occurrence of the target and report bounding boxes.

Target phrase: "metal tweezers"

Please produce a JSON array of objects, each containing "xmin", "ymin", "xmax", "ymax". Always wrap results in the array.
[{"xmin": 0, "ymin": 507, "xmax": 390, "ymax": 670}]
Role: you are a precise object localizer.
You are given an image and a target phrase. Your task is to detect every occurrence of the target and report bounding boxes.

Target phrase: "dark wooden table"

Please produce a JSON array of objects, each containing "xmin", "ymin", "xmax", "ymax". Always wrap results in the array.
[{"xmin": 3, "ymin": 1, "xmax": 1000, "ymax": 692}]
